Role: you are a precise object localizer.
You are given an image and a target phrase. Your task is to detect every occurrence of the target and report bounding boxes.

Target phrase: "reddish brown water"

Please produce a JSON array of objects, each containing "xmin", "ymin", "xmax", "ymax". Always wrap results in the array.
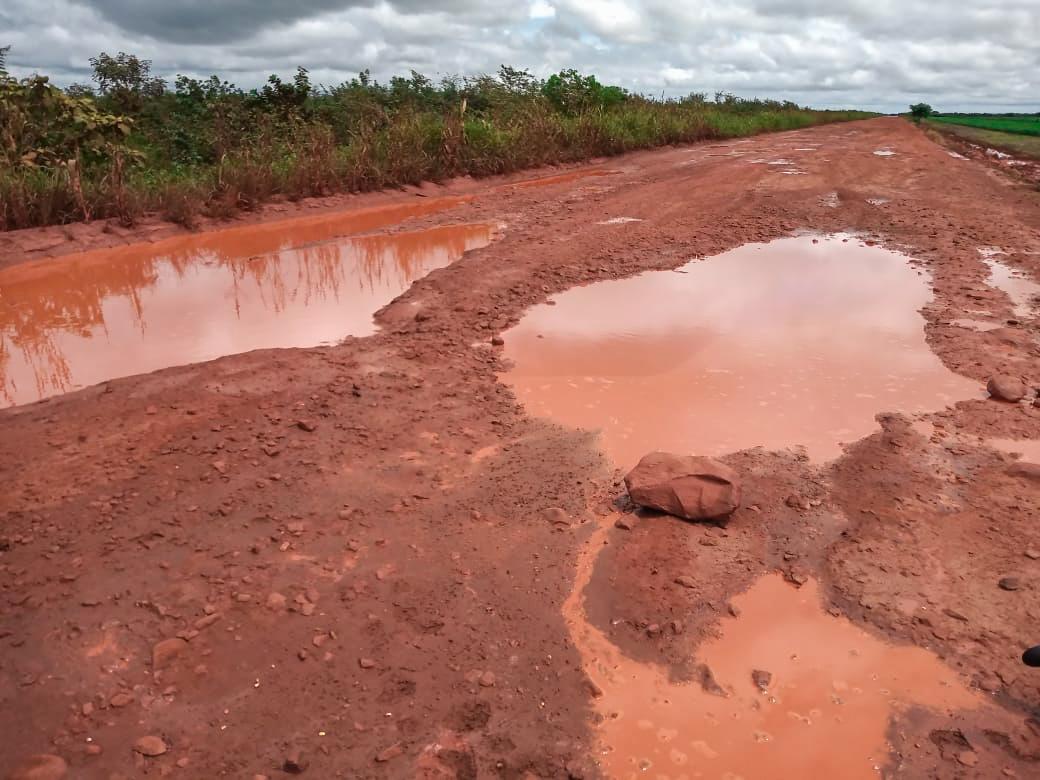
[
  {"xmin": 503, "ymin": 234, "xmax": 979, "ymax": 466},
  {"xmin": 0, "ymin": 219, "xmax": 492, "ymax": 406},
  {"xmin": 565, "ymin": 548, "xmax": 982, "ymax": 780},
  {"xmin": 983, "ymin": 255, "xmax": 1040, "ymax": 319}
]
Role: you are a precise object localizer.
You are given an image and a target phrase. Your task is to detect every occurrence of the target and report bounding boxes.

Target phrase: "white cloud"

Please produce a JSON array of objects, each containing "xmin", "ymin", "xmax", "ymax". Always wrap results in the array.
[
  {"xmin": 2, "ymin": 0, "xmax": 1036, "ymax": 112},
  {"xmin": 530, "ymin": 0, "xmax": 556, "ymax": 20}
]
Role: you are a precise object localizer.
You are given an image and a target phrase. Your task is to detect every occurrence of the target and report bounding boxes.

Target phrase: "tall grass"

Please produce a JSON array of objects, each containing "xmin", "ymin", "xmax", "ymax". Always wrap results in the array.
[{"xmin": 0, "ymin": 63, "xmax": 874, "ymax": 232}]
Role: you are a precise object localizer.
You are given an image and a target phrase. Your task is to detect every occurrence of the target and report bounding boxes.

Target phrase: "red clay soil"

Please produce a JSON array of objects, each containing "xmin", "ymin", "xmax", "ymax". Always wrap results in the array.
[{"xmin": 3, "ymin": 117, "xmax": 1040, "ymax": 778}]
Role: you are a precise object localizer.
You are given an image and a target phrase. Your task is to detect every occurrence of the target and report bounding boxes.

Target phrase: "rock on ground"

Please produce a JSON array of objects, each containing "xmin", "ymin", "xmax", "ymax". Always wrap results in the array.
[
  {"xmin": 624, "ymin": 452, "xmax": 741, "ymax": 520},
  {"xmin": 987, "ymin": 374, "xmax": 1028, "ymax": 402}
]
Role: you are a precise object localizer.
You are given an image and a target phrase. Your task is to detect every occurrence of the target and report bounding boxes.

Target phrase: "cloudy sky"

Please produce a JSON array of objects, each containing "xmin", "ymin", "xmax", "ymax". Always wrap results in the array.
[{"xmin": 3, "ymin": 0, "xmax": 1037, "ymax": 112}]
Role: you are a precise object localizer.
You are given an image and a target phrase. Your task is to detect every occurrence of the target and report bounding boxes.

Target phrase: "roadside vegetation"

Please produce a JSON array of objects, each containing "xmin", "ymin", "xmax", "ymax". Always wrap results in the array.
[{"xmin": 0, "ymin": 49, "xmax": 874, "ymax": 231}]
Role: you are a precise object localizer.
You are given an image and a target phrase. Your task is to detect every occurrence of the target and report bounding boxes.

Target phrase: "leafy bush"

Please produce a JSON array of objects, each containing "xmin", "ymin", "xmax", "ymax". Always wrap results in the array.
[
  {"xmin": 909, "ymin": 103, "xmax": 934, "ymax": 122},
  {"xmin": 0, "ymin": 51, "xmax": 875, "ymax": 231}
]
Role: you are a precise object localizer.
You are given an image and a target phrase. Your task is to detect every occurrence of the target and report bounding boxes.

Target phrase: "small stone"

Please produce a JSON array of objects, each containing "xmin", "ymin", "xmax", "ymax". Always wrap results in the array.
[
  {"xmin": 751, "ymin": 669, "xmax": 772, "ymax": 691},
  {"xmin": 785, "ymin": 495, "xmax": 810, "ymax": 510},
  {"xmin": 152, "ymin": 637, "xmax": 188, "ymax": 670},
  {"xmin": 109, "ymin": 692, "xmax": 134, "ymax": 708},
  {"xmin": 478, "ymin": 671, "xmax": 496, "ymax": 687},
  {"xmin": 998, "ymin": 577, "xmax": 1022, "ymax": 591},
  {"xmin": 235, "ymin": 593, "xmax": 253, "ymax": 603},
  {"xmin": 283, "ymin": 749, "xmax": 308, "ymax": 774},
  {"xmin": 375, "ymin": 743, "xmax": 403, "ymax": 762},
  {"xmin": 674, "ymin": 576, "xmax": 697, "ymax": 589},
  {"xmin": 786, "ymin": 570, "xmax": 808, "ymax": 587},
  {"xmin": 133, "ymin": 736, "xmax": 168, "ymax": 757},
  {"xmin": 195, "ymin": 613, "xmax": 222, "ymax": 629},
  {"xmin": 614, "ymin": 517, "xmax": 633, "ymax": 530},
  {"xmin": 266, "ymin": 592, "xmax": 287, "ymax": 610},
  {"xmin": 295, "ymin": 420, "xmax": 317, "ymax": 432},
  {"xmin": 1026, "ymin": 549, "xmax": 1040, "ymax": 560},
  {"xmin": 211, "ymin": 460, "xmax": 227, "ymax": 475},
  {"xmin": 987, "ymin": 375, "xmax": 1027, "ymax": 402},
  {"xmin": 585, "ymin": 679, "xmax": 604, "ymax": 698},
  {"xmin": 943, "ymin": 608, "xmax": 969, "ymax": 622},
  {"xmin": 312, "ymin": 634, "xmax": 329, "ymax": 648},
  {"xmin": 956, "ymin": 751, "xmax": 979, "ymax": 767},
  {"xmin": 175, "ymin": 757, "xmax": 190, "ymax": 768},
  {"xmin": 85, "ymin": 744, "xmax": 102, "ymax": 756},
  {"xmin": 542, "ymin": 507, "xmax": 573, "ymax": 527},
  {"xmin": 8, "ymin": 754, "xmax": 68, "ymax": 780},
  {"xmin": 490, "ymin": 336, "xmax": 505, "ymax": 346},
  {"xmin": 359, "ymin": 658, "xmax": 376, "ymax": 669}
]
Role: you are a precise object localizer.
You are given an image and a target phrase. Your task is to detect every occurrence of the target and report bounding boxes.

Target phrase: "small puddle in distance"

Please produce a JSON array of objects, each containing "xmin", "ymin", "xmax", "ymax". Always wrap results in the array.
[
  {"xmin": 565, "ymin": 556, "xmax": 983, "ymax": 780},
  {"xmin": 503, "ymin": 234, "xmax": 978, "ymax": 467},
  {"xmin": 982, "ymin": 252, "xmax": 1040, "ymax": 319},
  {"xmin": 1, "ymin": 222, "xmax": 493, "ymax": 406}
]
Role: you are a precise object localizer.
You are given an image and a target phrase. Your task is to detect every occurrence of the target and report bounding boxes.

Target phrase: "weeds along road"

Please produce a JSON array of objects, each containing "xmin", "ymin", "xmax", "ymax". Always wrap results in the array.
[{"xmin": 2, "ymin": 116, "xmax": 1040, "ymax": 778}]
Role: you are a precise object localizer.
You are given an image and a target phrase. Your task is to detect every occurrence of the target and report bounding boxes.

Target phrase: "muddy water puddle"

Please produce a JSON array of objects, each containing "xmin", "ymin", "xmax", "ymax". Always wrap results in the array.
[
  {"xmin": 1, "ymin": 217, "xmax": 493, "ymax": 406},
  {"xmin": 566, "ymin": 559, "xmax": 983, "ymax": 780},
  {"xmin": 982, "ymin": 253, "xmax": 1040, "ymax": 319},
  {"xmin": 503, "ymin": 234, "xmax": 978, "ymax": 467}
]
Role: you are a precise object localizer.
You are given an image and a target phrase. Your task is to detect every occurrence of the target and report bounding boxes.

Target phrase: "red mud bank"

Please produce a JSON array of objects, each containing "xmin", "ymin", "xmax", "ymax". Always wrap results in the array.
[{"xmin": 2, "ymin": 117, "xmax": 1040, "ymax": 778}]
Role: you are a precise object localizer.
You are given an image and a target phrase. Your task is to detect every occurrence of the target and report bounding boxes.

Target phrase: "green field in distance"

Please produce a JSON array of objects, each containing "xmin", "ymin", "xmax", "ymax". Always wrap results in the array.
[{"xmin": 932, "ymin": 114, "xmax": 1040, "ymax": 137}]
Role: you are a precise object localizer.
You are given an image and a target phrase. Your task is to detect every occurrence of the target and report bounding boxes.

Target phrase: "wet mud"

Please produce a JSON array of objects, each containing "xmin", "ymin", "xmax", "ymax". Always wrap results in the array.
[{"xmin": 2, "ymin": 117, "xmax": 1040, "ymax": 779}]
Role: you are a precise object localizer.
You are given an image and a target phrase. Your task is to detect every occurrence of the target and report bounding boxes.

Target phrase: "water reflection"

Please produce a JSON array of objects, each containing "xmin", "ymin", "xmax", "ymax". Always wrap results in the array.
[
  {"xmin": 503, "ymin": 235, "xmax": 979, "ymax": 466},
  {"xmin": 1, "ymin": 219, "xmax": 492, "ymax": 406},
  {"xmin": 984, "ymin": 256, "xmax": 1040, "ymax": 320},
  {"xmin": 566, "ymin": 560, "xmax": 982, "ymax": 780}
]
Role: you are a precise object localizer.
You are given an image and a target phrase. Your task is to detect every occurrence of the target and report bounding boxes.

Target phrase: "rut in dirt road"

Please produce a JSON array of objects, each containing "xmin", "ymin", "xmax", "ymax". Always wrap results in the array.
[{"xmin": 2, "ymin": 117, "xmax": 1040, "ymax": 779}]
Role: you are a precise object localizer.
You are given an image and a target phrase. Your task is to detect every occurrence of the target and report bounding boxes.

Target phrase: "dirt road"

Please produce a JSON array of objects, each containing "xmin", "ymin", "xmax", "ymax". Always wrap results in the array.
[{"xmin": 2, "ymin": 117, "xmax": 1040, "ymax": 779}]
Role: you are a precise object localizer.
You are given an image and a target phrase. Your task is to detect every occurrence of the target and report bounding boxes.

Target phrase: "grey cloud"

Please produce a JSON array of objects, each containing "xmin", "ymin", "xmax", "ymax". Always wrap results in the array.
[{"xmin": 5, "ymin": 0, "xmax": 1037, "ymax": 112}]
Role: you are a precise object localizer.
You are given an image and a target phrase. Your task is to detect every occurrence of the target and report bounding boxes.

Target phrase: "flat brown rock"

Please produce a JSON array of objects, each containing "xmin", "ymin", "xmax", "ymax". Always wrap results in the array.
[{"xmin": 624, "ymin": 452, "xmax": 741, "ymax": 520}]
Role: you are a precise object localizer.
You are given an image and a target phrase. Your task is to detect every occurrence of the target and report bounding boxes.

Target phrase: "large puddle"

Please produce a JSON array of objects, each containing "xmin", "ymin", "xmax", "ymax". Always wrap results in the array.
[
  {"xmin": 1, "ymin": 207, "xmax": 492, "ymax": 406},
  {"xmin": 503, "ymin": 234, "xmax": 978, "ymax": 466},
  {"xmin": 566, "ymin": 544, "xmax": 983, "ymax": 780}
]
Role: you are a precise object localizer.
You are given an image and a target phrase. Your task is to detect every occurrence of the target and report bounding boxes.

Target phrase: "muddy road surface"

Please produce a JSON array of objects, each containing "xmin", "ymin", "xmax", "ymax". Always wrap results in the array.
[{"xmin": 2, "ymin": 117, "xmax": 1040, "ymax": 779}]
